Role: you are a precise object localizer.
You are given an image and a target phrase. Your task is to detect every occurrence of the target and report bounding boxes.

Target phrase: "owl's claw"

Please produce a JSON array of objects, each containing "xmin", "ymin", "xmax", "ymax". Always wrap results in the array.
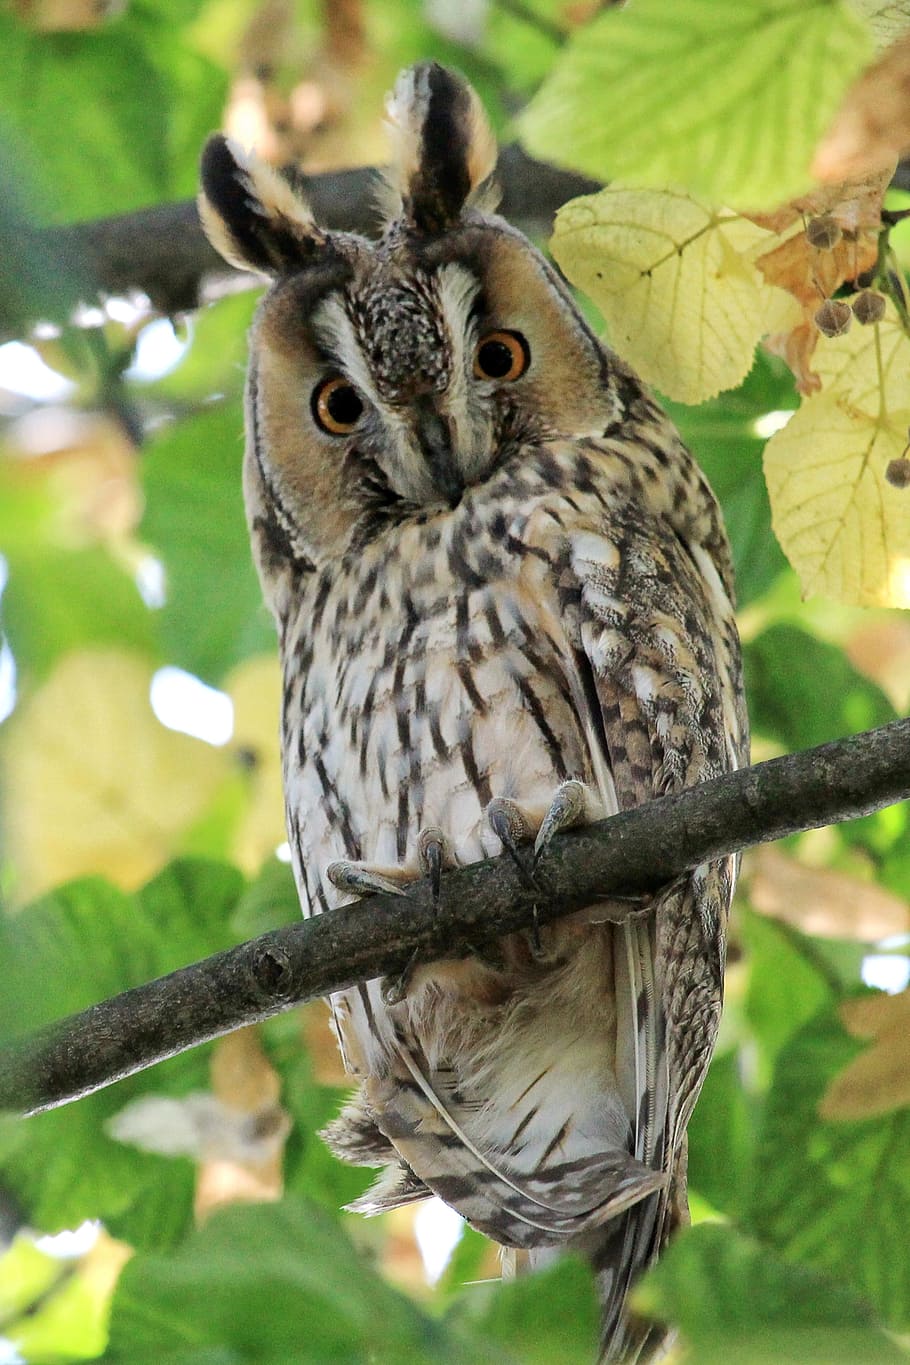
[
  {"xmin": 533, "ymin": 779, "xmax": 590, "ymax": 867},
  {"xmin": 327, "ymin": 828, "xmax": 454, "ymax": 1006},
  {"xmin": 487, "ymin": 782, "xmax": 599, "ymax": 959},
  {"xmin": 326, "ymin": 862, "xmax": 409, "ymax": 899},
  {"xmin": 417, "ymin": 826, "xmax": 448, "ymax": 909},
  {"xmin": 381, "ymin": 950, "xmax": 420, "ymax": 1007},
  {"xmin": 486, "ymin": 798, "xmax": 538, "ymax": 891}
]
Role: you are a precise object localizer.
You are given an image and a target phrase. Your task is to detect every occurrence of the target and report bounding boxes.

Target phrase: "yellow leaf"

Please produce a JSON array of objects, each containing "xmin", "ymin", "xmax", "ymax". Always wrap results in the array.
[
  {"xmin": 224, "ymin": 653, "xmax": 286, "ymax": 873},
  {"xmin": 0, "ymin": 1228, "xmax": 130, "ymax": 1364},
  {"xmin": 551, "ymin": 187, "xmax": 783, "ymax": 403},
  {"xmin": 811, "ymin": 303, "xmax": 910, "ymax": 412},
  {"xmin": 846, "ymin": 0, "xmax": 910, "ymax": 53},
  {"xmin": 3, "ymin": 649, "xmax": 229, "ymax": 901},
  {"xmin": 764, "ymin": 309, "xmax": 910, "ymax": 606}
]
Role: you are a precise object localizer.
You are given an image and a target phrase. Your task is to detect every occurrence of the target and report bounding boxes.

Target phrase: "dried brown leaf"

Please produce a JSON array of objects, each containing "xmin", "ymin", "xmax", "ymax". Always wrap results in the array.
[
  {"xmin": 195, "ymin": 1028, "xmax": 288, "ymax": 1221},
  {"xmin": 813, "ymin": 32, "xmax": 910, "ymax": 182},
  {"xmin": 846, "ymin": 617, "xmax": 910, "ymax": 711},
  {"xmin": 747, "ymin": 846, "xmax": 910, "ymax": 941},
  {"xmin": 750, "ymin": 171, "xmax": 889, "ymax": 392},
  {"xmin": 821, "ymin": 991, "xmax": 910, "ymax": 1120},
  {"xmin": 748, "ymin": 170, "xmax": 894, "ymax": 235},
  {"xmin": 840, "ymin": 989, "xmax": 910, "ymax": 1039}
]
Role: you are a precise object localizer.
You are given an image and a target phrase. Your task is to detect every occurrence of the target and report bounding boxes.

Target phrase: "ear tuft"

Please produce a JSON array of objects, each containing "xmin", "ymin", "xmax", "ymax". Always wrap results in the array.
[
  {"xmin": 385, "ymin": 63, "xmax": 498, "ymax": 234},
  {"xmin": 198, "ymin": 134, "xmax": 324, "ymax": 276}
]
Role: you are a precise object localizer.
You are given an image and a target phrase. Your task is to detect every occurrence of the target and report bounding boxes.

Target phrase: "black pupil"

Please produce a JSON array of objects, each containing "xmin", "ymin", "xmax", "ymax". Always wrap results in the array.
[
  {"xmin": 478, "ymin": 339, "xmax": 517, "ymax": 378},
  {"xmin": 326, "ymin": 384, "xmax": 363, "ymax": 426}
]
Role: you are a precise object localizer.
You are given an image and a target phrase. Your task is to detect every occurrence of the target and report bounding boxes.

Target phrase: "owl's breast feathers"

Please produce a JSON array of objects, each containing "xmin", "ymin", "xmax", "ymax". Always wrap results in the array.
[{"xmin": 281, "ymin": 421, "xmax": 746, "ymax": 1344}]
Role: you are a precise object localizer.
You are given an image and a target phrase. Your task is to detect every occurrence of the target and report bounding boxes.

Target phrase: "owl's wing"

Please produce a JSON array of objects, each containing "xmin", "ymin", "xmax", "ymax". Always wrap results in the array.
[{"xmin": 562, "ymin": 500, "xmax": 746, "ymax": 1355}]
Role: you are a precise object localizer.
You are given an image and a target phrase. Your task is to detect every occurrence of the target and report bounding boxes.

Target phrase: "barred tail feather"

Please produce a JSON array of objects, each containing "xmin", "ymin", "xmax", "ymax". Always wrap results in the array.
[{"xmin": 593, "ymin": 902, "xmax": 675, "ymax": 1360}]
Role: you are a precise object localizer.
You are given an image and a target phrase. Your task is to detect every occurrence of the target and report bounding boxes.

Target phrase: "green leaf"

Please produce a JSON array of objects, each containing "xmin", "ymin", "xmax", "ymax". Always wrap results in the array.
[
  {"xmin": 743, "ymin": 624, "xmax": 896, "ymax": 752},
  {"xmin": 0, "ymin": 13, "xmax": 169, "ymax": 221},
  {"xmin": 0, "ymin": 132, "xmax": 90, "ymax": 333},
  {"xmin": 262, "ymin": 1012, "xmax": 372, "ymax": 1217},
  {"xmin": 0, "ymin": 546, "xmax": 155, "ymax": 685},
  {"xmin": 145, "ymin": 293, "xmax": 258, "ymax": 405},
  {"xmin": 106, "ymin": 1196, "xmax": 485, "ymax": 1363},
  {"xmin": 517, "ymin": 0, "xmax": 872, "ymax": 210},
  {"xmin": 230, "ymin": 857, "xmax": 299, "ymax": 939},
  {"xmin": 135, "ymin": 27, "xmax": 228, "ymax": 201},
  {"xmin": 752, "ymin": 1007, "xmax": 910, "ymax": 1328},
  {"xmin": 141, "ymin": 402, "xmax": 275, "ymax": 684},
  {"xmin": 437, "ymin": 1223, "xmax": 489, "ymax": 1300},
  {"xmin": 665, "ymin": 359, "xmax": 792, "ymax": 605},
  {"xmin": 742, "ymin": 913, "xmax": 838, "ymax": 1068},
  {"xmin": 0, "ymin": 1231, "xmax": 113, "ymax": 1364},
  {"xmin": 448, "ymin": 1255, "xmax": 598, "ymax": 1365},
  {"xmin": 636, "ymin": 1222, "xmax": 903, "ymax": 1362},
  {"xmin": 687, "ymin": 1049, "xmax": 758, "ymax": 1219},
  {"xmin": 0, "ymin": 860, "xmax": 245, "ymax": 1247}
]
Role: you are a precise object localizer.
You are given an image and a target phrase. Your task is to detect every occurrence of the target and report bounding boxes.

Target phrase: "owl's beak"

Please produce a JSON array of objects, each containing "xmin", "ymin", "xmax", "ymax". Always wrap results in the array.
[{"xmin": 413, "ymin": 395, "xmax": 463, "ymax": 506}]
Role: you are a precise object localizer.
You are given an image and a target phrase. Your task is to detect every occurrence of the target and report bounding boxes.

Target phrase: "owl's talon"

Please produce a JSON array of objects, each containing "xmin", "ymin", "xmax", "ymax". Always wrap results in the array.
[
  {"xmin": 486, "ymin": 798, "xmax": 538, "ymax": 891},
  {"xmin": 533, "ymin": 779, "xmax": 591, "ymax": 867},
  {"xmin": 326, "ymin": 862, "xmax": 408, "ymax": 899},
  {"xmin": 417, "ymin": 826, "xmax": 447, "ymax": 909},
  {"xmin": 381, "ymin": 949, "xmax": 420, "ymax": 1006}
]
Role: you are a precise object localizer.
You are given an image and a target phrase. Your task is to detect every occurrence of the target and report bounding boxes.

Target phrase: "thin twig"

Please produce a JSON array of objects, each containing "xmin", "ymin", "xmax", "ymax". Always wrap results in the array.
[{"xmin": 0, "ymin": 719, "xmax": 908, "ymax": 1119}]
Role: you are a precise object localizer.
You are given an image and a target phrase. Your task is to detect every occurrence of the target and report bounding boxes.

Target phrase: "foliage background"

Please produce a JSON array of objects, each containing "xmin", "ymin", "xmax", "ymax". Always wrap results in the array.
[{"xmin": 0, "ymin": 0, "xmax": 909, "ymax": 1361}]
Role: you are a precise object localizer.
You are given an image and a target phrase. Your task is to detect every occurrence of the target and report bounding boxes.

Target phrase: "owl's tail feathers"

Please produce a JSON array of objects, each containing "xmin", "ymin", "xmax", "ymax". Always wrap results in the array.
[
  {"xmin": 321, "ymin": 1084, "xmax": 435, "ymax": 1213},
  {"xmin": 591, "ymin": 1139, "xmax": 690, "ymax": 1363}
]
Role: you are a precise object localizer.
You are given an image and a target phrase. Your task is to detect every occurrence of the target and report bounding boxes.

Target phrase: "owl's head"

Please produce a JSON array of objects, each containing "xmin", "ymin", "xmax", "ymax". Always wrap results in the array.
[{"xmin": 199, "ymin": 63, "xmax": 621, "ymax": 595}]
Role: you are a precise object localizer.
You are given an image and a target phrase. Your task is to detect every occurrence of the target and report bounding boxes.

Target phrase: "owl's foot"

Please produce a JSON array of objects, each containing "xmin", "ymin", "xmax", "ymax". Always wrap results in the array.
[
  {"xmin": 486, "ymin": 797, "xmax": 539, "ymax": 891},
  {"xmin": 532, "ymin": 779, "xmax": 592, "ymax": 866},
  {"xmin": 487, "ymin": 781, "xmax": 599, "ymax": 955},
  {"xmin": 487, "ymin": 780, "xmax": 595, "ymax": 879},
  {"xmin": 326, "ymin": 827, "xmax": 455, "ymax": 1006},
  {"xmin": 325, "ymin": 862, "xmax": 409, "ymax": 899}
]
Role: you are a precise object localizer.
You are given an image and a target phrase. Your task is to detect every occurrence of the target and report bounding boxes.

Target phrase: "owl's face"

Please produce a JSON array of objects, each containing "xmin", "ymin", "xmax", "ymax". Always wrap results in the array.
[{"xmin": 200, "ymin": 63, "xmax": 621, "ymax": 585}]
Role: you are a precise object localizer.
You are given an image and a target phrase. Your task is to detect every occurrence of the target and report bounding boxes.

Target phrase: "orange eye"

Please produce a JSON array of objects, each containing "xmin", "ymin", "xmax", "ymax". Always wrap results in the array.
[
  {"xmin": 473, "ymin": 330, "xmax": 530, "ymax": 382},
  {"xmin": 312, "ymin": 376, "xmax": 364, "ymax": 434}
]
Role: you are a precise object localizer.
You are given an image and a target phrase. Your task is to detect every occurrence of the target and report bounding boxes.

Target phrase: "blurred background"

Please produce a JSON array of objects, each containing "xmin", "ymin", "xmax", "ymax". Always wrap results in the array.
[{"xmin": 0, "ymin": 2, "xmax": 909, "ymax": 1361}]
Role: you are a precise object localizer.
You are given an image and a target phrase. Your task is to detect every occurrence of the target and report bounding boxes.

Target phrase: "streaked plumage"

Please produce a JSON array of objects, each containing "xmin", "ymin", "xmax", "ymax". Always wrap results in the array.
[{"xmin": 199, "ymin": 62, "xmax": 747, "ymax": 1360}]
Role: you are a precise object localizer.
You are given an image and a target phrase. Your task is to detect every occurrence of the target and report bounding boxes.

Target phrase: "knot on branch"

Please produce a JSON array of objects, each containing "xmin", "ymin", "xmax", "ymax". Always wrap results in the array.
[{"xmin": 250, "ymin": 942, "xmax": 294, "ymax": 999}]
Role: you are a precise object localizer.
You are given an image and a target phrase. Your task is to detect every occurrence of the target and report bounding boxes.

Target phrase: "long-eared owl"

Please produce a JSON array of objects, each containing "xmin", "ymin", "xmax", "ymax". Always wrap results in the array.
[{"xmin": 199, "ymin": 62, "xmax": 747, "ymax": 1361}]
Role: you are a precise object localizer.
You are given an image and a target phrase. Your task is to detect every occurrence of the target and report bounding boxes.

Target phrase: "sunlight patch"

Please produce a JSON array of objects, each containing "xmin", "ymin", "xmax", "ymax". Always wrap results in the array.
[{"xmin": 150, "ymin": 667, "xmax": 234, "ymax": 746}]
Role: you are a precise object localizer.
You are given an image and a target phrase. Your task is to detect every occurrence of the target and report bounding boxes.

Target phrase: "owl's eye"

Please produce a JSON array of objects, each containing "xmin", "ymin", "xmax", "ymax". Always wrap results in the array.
[
  {"xmin": 312, "ymin": 377, "xmax": 365, "ymax": 434},
  {"xmin": 473, "ymin": 330, "xmax": 530, "ymax": 382}
]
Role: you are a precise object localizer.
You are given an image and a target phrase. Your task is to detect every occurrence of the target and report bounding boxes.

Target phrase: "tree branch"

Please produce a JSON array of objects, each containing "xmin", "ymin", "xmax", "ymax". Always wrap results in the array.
[
  {"xmin": 1, "ymin": 719, "xmax": 908, "ymax": 1119},
  {"xmin": 4, "ymin": 147, "xmax": 599, "ymax": 338}
]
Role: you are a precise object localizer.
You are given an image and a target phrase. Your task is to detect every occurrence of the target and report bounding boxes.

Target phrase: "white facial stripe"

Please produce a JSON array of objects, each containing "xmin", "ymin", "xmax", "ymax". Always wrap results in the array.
[
  {"xmin": 311, "ymin": 296, "xmax": 381, "ymax": 407},
  {"xmin": 437, "ymin": 263, "xmax": 480, "ymax": 404}
]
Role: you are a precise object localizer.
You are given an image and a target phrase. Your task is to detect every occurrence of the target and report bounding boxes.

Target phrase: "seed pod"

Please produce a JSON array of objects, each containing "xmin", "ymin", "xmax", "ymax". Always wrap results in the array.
[
  {"xmin": 852, "ymin": 290, "xmax": 886, "ymax": 325},
  {"xmin": 885, "ymin": 458, "xmax": 910, "ymax": 489},
  {"xmin": 806, "ymin": 215, "xmax": 842, "ymax": 250},
  {"xmin": 814, "ymin": 299, "xmax": 852, "ymax": 337}
]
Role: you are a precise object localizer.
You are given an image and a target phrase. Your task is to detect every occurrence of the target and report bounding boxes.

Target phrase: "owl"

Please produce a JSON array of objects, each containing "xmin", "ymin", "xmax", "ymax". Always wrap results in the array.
[{"xmin": 199, "ymin": 63, "xmax": 747, "ymax": 1361}]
